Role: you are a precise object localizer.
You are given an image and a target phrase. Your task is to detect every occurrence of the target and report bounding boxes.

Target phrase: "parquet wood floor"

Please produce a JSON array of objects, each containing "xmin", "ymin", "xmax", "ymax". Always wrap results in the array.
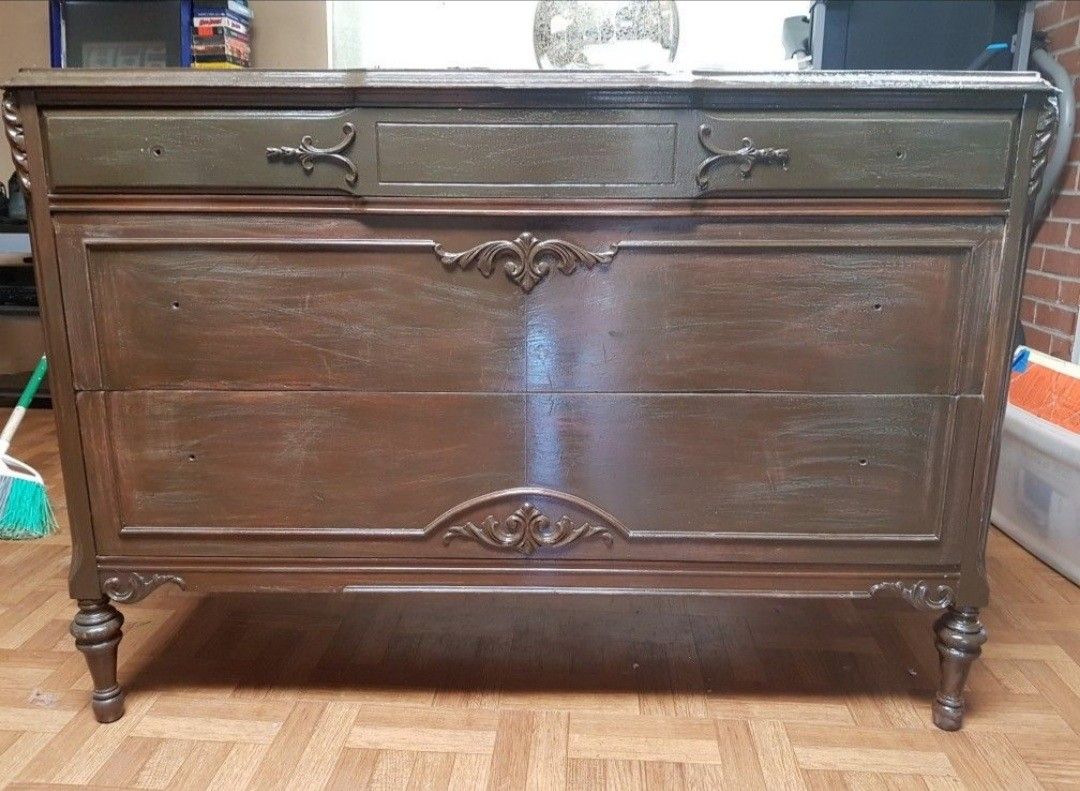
[{"xmin": 0, "ymin": 408, "xmax": 1078, "ymax": 790}]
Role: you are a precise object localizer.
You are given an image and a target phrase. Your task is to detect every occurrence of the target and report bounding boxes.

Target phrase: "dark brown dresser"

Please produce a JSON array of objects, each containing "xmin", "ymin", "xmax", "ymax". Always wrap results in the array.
[{"xmin": 3, "ymin": 70, "xmax": 1054, "ymax": 730}]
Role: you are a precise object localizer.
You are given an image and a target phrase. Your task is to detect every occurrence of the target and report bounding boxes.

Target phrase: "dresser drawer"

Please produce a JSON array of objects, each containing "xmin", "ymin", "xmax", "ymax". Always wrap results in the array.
[
  {"xmin": 79, "ymin": 391, "xmax": 526, "ymax": 557},
  {"xmin": 78, "ymin": 389, "xmax": 975, "ymax": 565},
  {"xmin": 693, "ymin": 112, "xmax": 1014, "ymax": 195},
  {"xmin": 57, "ymin": 217, "xmax": 996, "ymax": 394},
  {"xmin": 525, "ymin": 393, "xmax": 975, "ymax": 558},
  {"xmin": 44, "ymin": 108, "xmax": 1015, "ymax": 198},
  {"xmin": 73, "ymin": 237, "xmax": 525, "ymax": 392},
  {"xmin": 528, "ymin": 238, "xmax": 984, "ymax": 394}
]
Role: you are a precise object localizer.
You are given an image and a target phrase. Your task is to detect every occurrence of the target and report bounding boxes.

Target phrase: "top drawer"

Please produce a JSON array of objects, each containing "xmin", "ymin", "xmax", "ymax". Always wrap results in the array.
[{"xmin": 43, "ymin": 108, "xmax": 1015, "ymax": 198}]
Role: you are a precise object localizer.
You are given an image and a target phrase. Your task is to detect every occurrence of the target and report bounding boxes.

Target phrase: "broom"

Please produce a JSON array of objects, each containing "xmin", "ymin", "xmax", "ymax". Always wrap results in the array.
[{"xmin": 0, "ymin": 356, "xmax": 57, "ymax": 538}]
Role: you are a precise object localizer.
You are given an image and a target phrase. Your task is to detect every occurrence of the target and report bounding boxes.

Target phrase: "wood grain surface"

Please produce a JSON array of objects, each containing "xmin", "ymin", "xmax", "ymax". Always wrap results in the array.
[
  {"xmin": 527, "ymin": 394, "xmax": 961, "ymax": 542},
  {"xmin": 82, "ymin": 391, "xmax": 525, "ymax": 553},
  {"xmin": 527, "ymin": 243, "xmax": 972, "ymax": 393},
  {"xmin": 42, "ymin": 108, "xmax": 1015, "ymax": 198},
  {"xmin": 0, "ymin": 409, "xmax": 1078, "ymax": 791},
  {"xmin": 84, "ymin": 240, "xmax": 525, "ymax": 392}
]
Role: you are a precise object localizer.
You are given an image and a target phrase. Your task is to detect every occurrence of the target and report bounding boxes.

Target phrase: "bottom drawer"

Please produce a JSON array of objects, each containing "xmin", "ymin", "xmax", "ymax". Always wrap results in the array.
[
  {"xmin": 79, "ymin": 391, "xmax": 526, "ymax": 556},
  {"xmin": 525, "ymin": 394, "xmax": 975, "ymax": 564},
  {"xmin": 79, "ymin": 391, "xmax": 977, "ymax": 565}
]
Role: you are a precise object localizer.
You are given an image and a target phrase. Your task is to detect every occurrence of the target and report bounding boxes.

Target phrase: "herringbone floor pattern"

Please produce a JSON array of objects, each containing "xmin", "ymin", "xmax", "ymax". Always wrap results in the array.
[{"xmin": 0, "ymin": 408, "xmax": 1077, "ymax": 790}]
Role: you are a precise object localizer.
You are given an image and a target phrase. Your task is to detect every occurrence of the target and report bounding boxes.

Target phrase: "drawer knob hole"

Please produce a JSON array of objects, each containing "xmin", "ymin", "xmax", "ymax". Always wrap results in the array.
[
  {"xmin": 858, "ymin": 458, "xmax": 869, "ymax": 466},
  {"xmin": 895, "ymin": 149, "xmax": 904, "ymax": 159},
  {"xmin": 187, "ymin": 454, "xmax": 196, "ymax": 462},
  {"xmin": 872, "ymin": 302, "xmax": 882, "ymax": 311},
  {"xmin": 171, "ymin": 301, "xmax": 180, "ymax": 310},
  {"xmin": 151, "ymin": 146, "xmax": 164, "ymax": 158}
]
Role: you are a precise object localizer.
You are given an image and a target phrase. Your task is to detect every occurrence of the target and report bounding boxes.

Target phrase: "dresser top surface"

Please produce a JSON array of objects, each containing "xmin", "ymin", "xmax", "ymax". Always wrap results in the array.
[{"xmin": 6, "ymin": 68, "xmax": 1053, "ymax": 95}]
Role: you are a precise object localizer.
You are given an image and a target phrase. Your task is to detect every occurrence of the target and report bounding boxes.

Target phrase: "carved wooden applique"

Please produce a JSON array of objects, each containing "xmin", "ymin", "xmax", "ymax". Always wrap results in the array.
[
  {"xmin": 443, "ymin": 502, "xmax": 615, "ymax": 555},
  {"xmin": 2, "ymin": 92, "xmax": 30, "ymax": 194},
  {"xmin": 869, "ymin": 580, "xmax": 954, "ymax": 611},
  {"xmin": 102, "ymin": 572, "xmax": 187, "ymax": 604},
  {"xmin": 435, "ymin": 232, "xmax": 617, "ymax": 292}
]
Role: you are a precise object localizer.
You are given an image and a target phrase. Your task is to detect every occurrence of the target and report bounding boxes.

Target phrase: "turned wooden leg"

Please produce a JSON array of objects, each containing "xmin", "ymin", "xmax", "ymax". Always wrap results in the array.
[
  {"xmin": 932, "ymin": 606, "xmax": 986, "ymax": 731},
  {"xmin": 70, "ymin": 599, "xmax": 125, "ymax": 723}
]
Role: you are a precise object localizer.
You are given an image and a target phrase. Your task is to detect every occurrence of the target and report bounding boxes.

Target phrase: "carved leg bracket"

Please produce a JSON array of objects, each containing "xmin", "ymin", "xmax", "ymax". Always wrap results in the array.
[
  {"xmin": 932, "ymin": 606, "xmax": 986, "ymax": 731},
  {"xmin": 70, "ymin": 599, "xmax": 125, "ymax": 723}
]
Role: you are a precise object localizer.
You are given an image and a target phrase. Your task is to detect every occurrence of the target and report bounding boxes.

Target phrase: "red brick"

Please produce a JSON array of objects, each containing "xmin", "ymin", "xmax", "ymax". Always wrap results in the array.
[
  {"xmin": 1025, "ymin": 270, "xmax": 1061, "ymax": 300},
  {"xmin": 1050, "ymin": 191, "xmax": 1080, "ymax": 219},
  {"xmin": 1028, "ymin": 245, "xmax": 1046, "ymax": 270},
  {"xmin": 1069, "ymin": 222, "xmax": 1080, "ymax": 248},
  {"xmin": 1065, "ymin": 131, "xmax": 1080, "ymax": 163},
  {"xmin": 1047, "ymin": 18, "xmax": 1080, "ymax": 51},
  {"xmin": 1037, "ymin": 0, "xmax": 1066, "ymax": 28},
  {"xmin": 1056, "ymin": 48, "xmax": 1080, "ymax": 75},
  {"xmin": 1062, "ymin": 163, "xmax": 1080, "ymax": 194},
  {"xmin": 1020, "ymin": 297, "xmax": 1038, "ymax": 323},
  {"xmin": 1059, "ymin": 278, "xmax": 1080, "ymax": 304},
  {"xmin": 1036, "ymin": 219, "xmax": 1070, "ymax": 246},
  {"xmin": 1064, "ymin": 0, "xmax": 1080, "ymax": 19},
  {"xmin": 1035, "ymin": 301, "xmax": 1078, "ymax": 334},
  {"xmin": 1025, "ymin": 325, "xmax": 1055, "ymax": 354},
  {"xmin": 1041, "ymin": 247, "xmax": 1080, "ymax": 277},
  {"xmin": 1050, "ymin": 335, "xmax": 1075, "ymax": 359}
]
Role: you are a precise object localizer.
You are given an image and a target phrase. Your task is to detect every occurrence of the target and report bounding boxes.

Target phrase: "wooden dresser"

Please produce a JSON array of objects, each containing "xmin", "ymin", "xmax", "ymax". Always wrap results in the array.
[{"xmin": 3, "ymin": 70, "xmax": 1054, "ymax": 729}]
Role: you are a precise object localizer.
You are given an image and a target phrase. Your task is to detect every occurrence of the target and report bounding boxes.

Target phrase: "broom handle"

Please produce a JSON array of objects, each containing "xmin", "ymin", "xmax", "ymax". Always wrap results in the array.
[{"xmin": 0, "ymin": 356, "xmax": 48, "ymax": 455}]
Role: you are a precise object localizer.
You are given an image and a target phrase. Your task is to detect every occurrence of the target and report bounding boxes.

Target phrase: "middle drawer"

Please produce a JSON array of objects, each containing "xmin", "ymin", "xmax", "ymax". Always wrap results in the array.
[{"xmin": 58, "ymin": 216, "xmax": 999, "ymax": 394}]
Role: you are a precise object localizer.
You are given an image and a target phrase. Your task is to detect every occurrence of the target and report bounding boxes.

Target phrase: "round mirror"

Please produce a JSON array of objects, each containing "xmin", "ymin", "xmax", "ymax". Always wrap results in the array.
[{"xmin": 534, "ymin": 0, "xmax": 679, "ymax": 70}]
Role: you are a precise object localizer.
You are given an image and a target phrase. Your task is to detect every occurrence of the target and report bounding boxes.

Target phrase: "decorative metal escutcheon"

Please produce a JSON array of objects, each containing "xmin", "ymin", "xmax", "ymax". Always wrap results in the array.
[
  {"xmin": 266, "ymin": 122, "xmax": 359, "ymax": 189},
  {"xmin": 696, "ymin": 125, "xmax": 790, "ymax": 188}
]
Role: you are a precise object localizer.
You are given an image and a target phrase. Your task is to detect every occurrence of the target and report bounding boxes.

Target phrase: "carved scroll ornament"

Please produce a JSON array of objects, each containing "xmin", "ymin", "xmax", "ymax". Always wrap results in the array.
[
  {"xmin": 102, "ymin": 572, "xmax": 186, "ymax": 604},
  {"xmin": 443, "ymin": 502, "xmax": 614, "ymax": 555},
  {"xmin": 1029, "ymin": 94, "xmax": 1058, "ymax": 205},
  {"xmin": 266, "ymin": 122, "xmax": 359, "ymax": 189},
  {"xmin": 435, "ymin": 232, "xmax": 617, "ymax": 293},
  {"xmin": 2, "ymin": 92, "xmax": 30, "ymax": 194},
  {"xmin": 870, "ymin": 580, "xmax": 954, "ymax": 611},
  {"xmin": 696, "ymin": 126, "xmax": 790, "ymax": 188}
]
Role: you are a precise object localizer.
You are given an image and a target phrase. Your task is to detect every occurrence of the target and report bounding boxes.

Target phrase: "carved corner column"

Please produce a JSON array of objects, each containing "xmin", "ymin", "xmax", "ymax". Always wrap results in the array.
[
  {"xmin": 70, "ymin": 599, "xmax": 125, "ymax": 723},
  {"xmin": 932, "ymin": 606, "xmax": 987, "ymax": 731}
]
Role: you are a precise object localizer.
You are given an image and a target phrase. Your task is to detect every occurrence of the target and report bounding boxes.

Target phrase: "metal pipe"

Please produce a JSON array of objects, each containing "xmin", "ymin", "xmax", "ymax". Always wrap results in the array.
[{"xmin": 1031, "ymin": 47, "xmax": 1074, "ymax": 224}]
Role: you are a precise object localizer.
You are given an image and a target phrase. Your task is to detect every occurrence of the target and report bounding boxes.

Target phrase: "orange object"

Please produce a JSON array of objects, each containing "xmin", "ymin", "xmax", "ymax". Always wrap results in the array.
[{"xmin": 1008, "ymin": 351, "xmax": 1080, "ymax": 433}]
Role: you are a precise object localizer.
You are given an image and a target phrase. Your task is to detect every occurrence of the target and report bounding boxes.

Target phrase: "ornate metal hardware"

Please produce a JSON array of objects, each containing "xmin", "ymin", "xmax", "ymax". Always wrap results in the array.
[
  {"xmin": 443, "ymin": 502, "xmax": 614, "ymax": 555},
  {"xmin": 266, "ymin": 122, "xmax": 359, "ymax": 188},
  {"xmin": 869, "ymin": 580, "xmax": 954, "ymax": 611},
  {"xmin": 435, "ymin": 231, "xmax": 617, "ymax": 293},
  {"xmin": 102, "ymin": 572, "xmax": 187, "ymax": 604},
  {"xmin": 696, "ymin": 126, "xmax": 790, "ymax": 188}
]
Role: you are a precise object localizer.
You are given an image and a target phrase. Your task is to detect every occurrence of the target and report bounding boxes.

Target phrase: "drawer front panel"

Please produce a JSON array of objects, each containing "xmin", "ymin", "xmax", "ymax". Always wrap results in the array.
[
  {"xmin": 44, "ymin": 108, "xmax": 1014, "ymax": 197},
  {"xmin": 695, "ymin": 113, "xmax": 1014, "ymax": 194},
  {"xmin": 82, "ymin": 239, "xmax": 524, "ymax": 391},
  {"xmin": 527, "ymin": 394, "xmax": 963, "ymax": 544},
  {"xmin": 529, "ymin": 243, "xmax": 973, "ymax": 394},
  {"xmin": 46, "ymin": 110, "xmax": 361, "ymax": 193},
  {"xmin": 80, "ymin": 391, "xmax": 526, "ymax": 555},
  {"xmin": 375, "ymin": 121, "xmax": 677, "ymax": 187},
  {"xmin": 81, "ymin": 390, "xmax": 975, "ymax": 564}
]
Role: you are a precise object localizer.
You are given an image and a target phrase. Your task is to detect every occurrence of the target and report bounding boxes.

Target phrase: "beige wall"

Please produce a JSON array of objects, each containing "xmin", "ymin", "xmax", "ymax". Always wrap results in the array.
[
  {"xmin": 250, "ymin": 0, "xmax": 329, "ymax": 69},
  {"xmin": 0, "ymin": 0, "xmax": 50, "ymax": 184},
  {"xmin": 0, "ymin": 0, "xmax": 50, "ymax": 81},
  {"xmin": 0, "ymin": 0, "xmax": 328, "ymax": 181}
]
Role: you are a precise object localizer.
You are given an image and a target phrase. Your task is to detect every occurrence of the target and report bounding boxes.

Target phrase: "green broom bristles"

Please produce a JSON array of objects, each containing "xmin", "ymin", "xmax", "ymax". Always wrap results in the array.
[
  {"xmin": 0, "ymin": 357, "xmax": 55, "ymax": 540},
  {"xmin": 0, "ymin": 475, "xmax": 57, "ymax": 539}
]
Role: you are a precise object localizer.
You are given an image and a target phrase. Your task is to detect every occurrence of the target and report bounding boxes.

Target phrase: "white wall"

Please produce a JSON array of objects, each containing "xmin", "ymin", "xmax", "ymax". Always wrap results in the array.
[{"xmin": 330, "ymin": 0, "xmax": 811, "ymax": 71}]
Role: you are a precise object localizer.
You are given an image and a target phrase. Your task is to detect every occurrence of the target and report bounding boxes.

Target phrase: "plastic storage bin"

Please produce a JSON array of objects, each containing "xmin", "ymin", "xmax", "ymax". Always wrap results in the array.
[{"xmin": 992, "ymin": 350, "xmax": 1080, "ymax": 584}]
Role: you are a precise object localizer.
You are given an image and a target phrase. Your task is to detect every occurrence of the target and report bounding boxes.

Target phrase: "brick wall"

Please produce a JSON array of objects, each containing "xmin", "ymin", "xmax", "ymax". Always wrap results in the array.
[{"xmin": 1027, "ymin": 1, "xmax": 1080, "ymax": 361}]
